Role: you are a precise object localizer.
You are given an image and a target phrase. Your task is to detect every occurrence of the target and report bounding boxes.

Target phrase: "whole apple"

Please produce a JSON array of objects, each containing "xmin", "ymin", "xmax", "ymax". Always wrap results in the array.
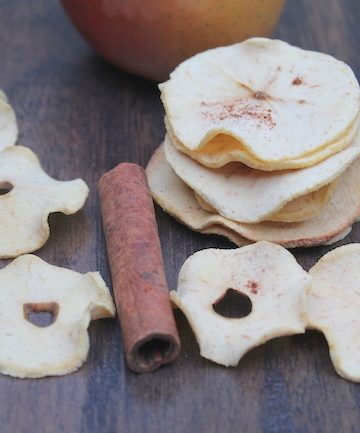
[{"xmin": 61, "ymin": 0, "xmax": 286, "ymax": 82}]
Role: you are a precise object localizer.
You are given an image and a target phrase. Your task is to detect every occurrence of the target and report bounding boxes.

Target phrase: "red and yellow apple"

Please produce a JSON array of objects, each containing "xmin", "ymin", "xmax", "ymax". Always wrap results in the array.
[{"xmin": 61, "ymin": 0, "xmax": 286, "ymax": 81}]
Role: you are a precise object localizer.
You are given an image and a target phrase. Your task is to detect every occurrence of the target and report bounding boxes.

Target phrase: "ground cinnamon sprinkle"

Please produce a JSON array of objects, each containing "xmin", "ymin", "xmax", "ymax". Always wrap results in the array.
[
  {"xmin": 246, "ymin": 280, "xmax": 259, "ymax": 295},
  {"xmin": 292, "ymin": 76, "xmax": 303, "ymax": 85},
  {"xmin": 201, "ymin": 99, "xmax": 276, "ymax": 128}
]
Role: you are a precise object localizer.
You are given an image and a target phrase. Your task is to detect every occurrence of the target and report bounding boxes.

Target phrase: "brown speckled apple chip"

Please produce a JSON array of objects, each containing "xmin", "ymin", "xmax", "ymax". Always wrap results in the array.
[
  {"xmin": 307, "ymin": 244, "xmax": 360, "ymax": 382},
  {"xmin": 171, "ymin": 242, "xmax": 310, "ymax": 366},
  {"xmin": 0, "ymin": 254, "xmax": 115, "ymax": 378},
  {"xmin": 161, "ymin": 38, "xmax": 360, "ymax": 170},
  {"xmin": 0, "ymin": 145, "xmax": 89, "ymax": 258}
]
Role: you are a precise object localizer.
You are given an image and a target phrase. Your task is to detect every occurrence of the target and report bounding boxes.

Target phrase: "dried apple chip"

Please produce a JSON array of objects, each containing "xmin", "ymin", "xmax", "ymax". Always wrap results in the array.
[
  {"xmin": 195, "ymin": 183, "xmax": 334, "ymax": 224},
  {"xmin": 0, "ymin": 254, "xmax": 115, "ymax": 378},
  {"xmin": 161, "ymin": 38, "xmax": 360, "ymax": 168},
  {"xmin": 307, "ymin": 244, "xmax": 360, "ymax": 382},
  {"xmin": 0, "ymin": 145, "xmax": 89, "ymax": 258},
  {"xmin": 171, "ymin": 242, "xmax": 310, "ymax": 366},
  {"xmin": 146, "ymin": 145, "xmax": 360, "ymax": 248},
  {"xmin": 164, "ymin": 134, "xmax": 360, "ymax": 223},
  {"xmin": 166, "ymin": 115, "xmax": 360, "ymax": 171}
]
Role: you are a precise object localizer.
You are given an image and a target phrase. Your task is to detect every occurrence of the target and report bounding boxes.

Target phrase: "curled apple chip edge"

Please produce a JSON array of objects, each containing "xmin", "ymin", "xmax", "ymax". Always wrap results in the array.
[
  {"xmin": 0, "ymin": 254, "xmax": 115, "ymax": 379},
  {"xmin": 307, "ymin": 244, "xmax": 360, "ymax": 382},
  {"xmin": 0, "ymin": 145, "xmax": 89, "ymax": 258},
  {"xmin": 164, "ymin": 134, "xmax": 360, "ymax": 223},
  {"xmin": 160, "ymin": 38, "xmax": 360, "ymax": 165},
  {"xmin": 195, "ymin": 183, "xmax": 333, "ymax": 224},
  {"xmin": 146, "ymin": 144, "xmax": 360, "ymax": 248},
  {"xmin": 170, "ymin": 241, "xmax": 310, "ymax": 366},
  {"xmin": 166, "ymin": 114, "xmax": 360, "ymax": 171},
  {"xmin": 201, "ymin": 224, "xmax": 351, "ymax": 248},
  {"xmin": 265, "ymin": 184, "xmax": 334, "ymax": 223}
]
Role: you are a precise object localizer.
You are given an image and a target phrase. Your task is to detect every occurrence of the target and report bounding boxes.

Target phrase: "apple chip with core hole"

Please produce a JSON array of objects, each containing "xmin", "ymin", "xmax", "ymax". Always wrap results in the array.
[
  {"xmin": 164, "ymin": 134, "xmax": 360, "ymax": 223},
  {"xmin": 171, "ymin": 242, "xmax": 310, "ymax": 366},
  {"xmin": 0, "ymin": 145, "xmax": 89, "ymax": 258},
  {"xmin": 0, "ymin": 254, "xmax": 115, "ymax": 378},
  {"xmin": 307, "ymin": 244, "xmax": 360, "ymax": 382},
  {"xmin": 161, "ymin": 38, "xmax": 360, "ymax": 168},
  {"xmin": 146, "ymin": 145, "xmax": 360, "ymax": 248},
  {"xmin": 0, "ymin": 90, "xmax": 18, "ymax": 151}
]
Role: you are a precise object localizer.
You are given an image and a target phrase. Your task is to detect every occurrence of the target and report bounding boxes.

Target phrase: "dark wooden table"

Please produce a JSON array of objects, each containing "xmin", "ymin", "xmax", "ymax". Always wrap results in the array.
[{"xmin": 1, "ymin": 1, "xmax": 360, "ymax": 432}]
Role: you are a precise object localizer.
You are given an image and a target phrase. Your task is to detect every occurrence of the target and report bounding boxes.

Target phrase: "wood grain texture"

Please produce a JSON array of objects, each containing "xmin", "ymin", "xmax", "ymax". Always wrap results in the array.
[{"xmin": 0, "ymin": 1, "xmax": 359, "ymax": 432}]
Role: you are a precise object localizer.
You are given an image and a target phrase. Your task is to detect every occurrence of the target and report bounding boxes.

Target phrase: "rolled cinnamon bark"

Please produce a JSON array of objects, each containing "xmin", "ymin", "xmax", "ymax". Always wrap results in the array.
[{"xmin": 99, "ymin": 163, "xmax": 180, "ymax": 373}]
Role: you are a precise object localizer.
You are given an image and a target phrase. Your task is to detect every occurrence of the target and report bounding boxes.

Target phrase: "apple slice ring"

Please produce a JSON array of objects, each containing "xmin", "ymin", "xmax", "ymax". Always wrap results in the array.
[
  {"xmin": 170, "ymin": 242, "xmax": 310, "ymax": 366},
  {"xmin": 0, "ymin": 254, "xmax": 115, "ymax": 378},
  {"xmin": 164, "ymin": 132, "xmax": 360, "ymax": 223},
  {"xmin": 195, "ymin": 183, "xmax": 334, "ymax": 224},
  {"xmin": 0, "ymin": 145, "xmax": 89, "ymax": 258},
  {"xmin": 166, "ymin": 114, "xmax": 360, "ymax": 171},
  {"xmin": 307, "ymin": 244, "xmax": 360, "ymax": 382},
  {"xmin": 146, "ymin": 145, "xmax": 360, "ymax": 248},
  {"xmin": 201, "ymin": 225, "xmax": 351, "ymax": 247},
  {"xmin": 161, "ymin": 38, "xmax": 360, "ymax": 167}
]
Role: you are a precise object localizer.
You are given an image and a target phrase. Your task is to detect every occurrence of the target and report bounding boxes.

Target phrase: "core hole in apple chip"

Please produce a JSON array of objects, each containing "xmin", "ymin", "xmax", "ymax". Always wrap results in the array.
[
  {"xmin": 23, "ymin": 302, "xmax": 59, "ymax": 328},
  {"xmin": 212, "ymin": 288, "xmax": 252, "ymax": 319},
  {"xmin": 0, "ymin": 181, "xmax": 13, "ymax": 196}
]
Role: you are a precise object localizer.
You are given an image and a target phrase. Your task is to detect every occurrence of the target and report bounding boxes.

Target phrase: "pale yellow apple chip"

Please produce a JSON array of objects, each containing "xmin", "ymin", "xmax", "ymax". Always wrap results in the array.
[
  {"xmin": 161, "ymin": 38, "xmax": 360, "ymax": 168},
  {"xmin": 265, "ymin": 184, "xmax": 333, "ymax": 223},
  {"xmin": 146, "ymin": 145, "xmax": 360, "ymax": 248},
  {"xmin": 321, "ymin": 227, "xmax": 352, "ymax": 246},
  {"xmin": 0, "ymin": 90, "xmax": 18, "ymax": 150},
  {"xmin": 202, "ymin": 223, "xmax": 351, "ymax": 247},
  {"xmin": 164, "ymin": 134, "xmax": 360, "ymax": 223},
  {"xmin": 201, "ymin": 225, "xmax": 350, "ymax": 247},
  {"xmin": 171, "ymin": 242, "xmax": 310, "ymax": 366},
  {"xmin": 167, "ymin": 115, "xmax": 360, "ymax": 171},
  {"xmin": 0, "ymin": 145, "xmax": 89, "ymax": 258},
  {"xmin": 193, "ymin": 174, "xmax": 334, "ymax": 226},
  {"xmin": 200, "ymin": 225, "xmax": 249, "ymax": 246},
  {"xmin": 307, "ymin": 244, "xmax": 360, "ymax": 382},
  {"xmin": 0, "ymin": 254, "xmax": 115, "ymax": 378},
  {"xmin": 196, "ymin": 183, "xmax": 333, "ymax": 223}
]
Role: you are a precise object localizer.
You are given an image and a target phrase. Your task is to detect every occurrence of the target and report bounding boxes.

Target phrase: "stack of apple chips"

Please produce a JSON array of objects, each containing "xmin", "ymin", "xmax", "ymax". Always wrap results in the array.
[{"xmin": 147, "ymin": 38, "xmax": 360, "ymax": 247}]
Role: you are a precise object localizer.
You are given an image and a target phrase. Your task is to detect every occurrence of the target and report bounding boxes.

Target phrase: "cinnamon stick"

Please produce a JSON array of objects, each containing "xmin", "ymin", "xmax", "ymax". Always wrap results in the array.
[{"xmin": 99, "ymin": 163, "xmax": 180, "ymax": 373}]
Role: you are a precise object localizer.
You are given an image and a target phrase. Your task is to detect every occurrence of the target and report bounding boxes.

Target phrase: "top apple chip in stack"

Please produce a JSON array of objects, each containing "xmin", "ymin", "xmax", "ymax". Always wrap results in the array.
[{"xmin": 147, "ymin": 38, "xmax": 360, "ymax": 247}]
